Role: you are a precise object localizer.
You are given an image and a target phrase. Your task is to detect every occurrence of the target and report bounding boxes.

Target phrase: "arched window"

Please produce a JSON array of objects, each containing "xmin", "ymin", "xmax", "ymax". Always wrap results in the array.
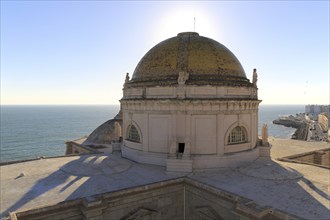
[
  {"xmin": 114, "ymin": 122, "xmax": 122, "ymax": 142},
  {"xmin": 126, "ymin": 124, "xmax": 141, "ymax": 143},
  {"xmin": 228, "ymin": 126, "xmax": 247, "ymax": 144}
]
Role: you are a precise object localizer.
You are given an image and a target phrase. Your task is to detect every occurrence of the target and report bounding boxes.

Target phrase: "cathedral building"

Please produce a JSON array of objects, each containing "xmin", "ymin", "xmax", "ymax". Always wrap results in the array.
[{"xmin": 121, "ymin": 32, "xmax": 263, "ymax": 172}]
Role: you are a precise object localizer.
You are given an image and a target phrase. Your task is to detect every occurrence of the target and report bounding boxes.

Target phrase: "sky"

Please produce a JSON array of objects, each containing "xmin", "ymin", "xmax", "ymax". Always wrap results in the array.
[{"xmin": 1, "ymin": 1, "xmax": 329, "ymax": 105}]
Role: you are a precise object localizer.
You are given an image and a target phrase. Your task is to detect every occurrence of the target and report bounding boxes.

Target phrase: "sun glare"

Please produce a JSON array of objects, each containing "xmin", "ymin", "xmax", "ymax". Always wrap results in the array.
[{"xmin": 153, "ymin": 6, "xmax": 217, "ymax": 42}]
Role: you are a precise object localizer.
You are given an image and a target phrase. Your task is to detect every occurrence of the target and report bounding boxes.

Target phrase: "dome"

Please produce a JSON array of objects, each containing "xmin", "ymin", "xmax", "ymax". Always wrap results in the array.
[{"xmin": 127, "ymin": 32, "xmax": 251, "ymax": 87}]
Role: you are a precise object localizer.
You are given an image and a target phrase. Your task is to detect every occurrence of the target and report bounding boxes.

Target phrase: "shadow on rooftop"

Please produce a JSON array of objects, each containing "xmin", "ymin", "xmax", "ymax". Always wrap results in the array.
[
  {"xmin": 1, "ymin": 154, "xmax": 120, "ymax": 217},
  {"xmin": 191, "ymin": 157, "xmax": 330, "ymax": 219},
  {"xmin": 1, "ymin": 155, "xmax": 329, "ymax": 220}
]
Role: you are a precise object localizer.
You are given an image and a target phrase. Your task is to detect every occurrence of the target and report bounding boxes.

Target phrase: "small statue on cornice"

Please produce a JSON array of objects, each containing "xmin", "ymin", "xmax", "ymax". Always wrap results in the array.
[
  {"xmin": 252, "ymin": 68, "xmax": 258, "ymax": 87},
  {"xmin": 123, "ymin": 73, "xmax": 130, "ymax": 87},
  {"xmin": 125, "ymin": 73, "xmax": 130, "ymax": 83},
  {"xmin": 178, "ymin": 71, "xmax": 189, "ymax": 85}
]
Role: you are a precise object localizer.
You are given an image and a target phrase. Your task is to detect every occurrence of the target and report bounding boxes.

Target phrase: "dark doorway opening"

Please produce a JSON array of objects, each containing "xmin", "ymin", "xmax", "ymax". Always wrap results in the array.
[{"xmin": 178, "ymin": 143, "xmax": 185, "ymax": 154}]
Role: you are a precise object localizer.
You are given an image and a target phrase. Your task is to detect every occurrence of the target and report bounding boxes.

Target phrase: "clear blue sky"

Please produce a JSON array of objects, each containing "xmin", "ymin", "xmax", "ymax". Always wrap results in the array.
[{"xmin": 1, "ymin": 1, "xmax": 329, "ymax": 105}]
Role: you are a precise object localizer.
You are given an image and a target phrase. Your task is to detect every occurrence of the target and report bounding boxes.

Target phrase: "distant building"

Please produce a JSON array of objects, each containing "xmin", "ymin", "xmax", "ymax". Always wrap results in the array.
[
  {"xmin": 318, "ymin": 113, "xmax": 329, "ymax": 132},
  {"xmin": 305, "ymin": 104, "xmax": 330, "ymax": 118}
]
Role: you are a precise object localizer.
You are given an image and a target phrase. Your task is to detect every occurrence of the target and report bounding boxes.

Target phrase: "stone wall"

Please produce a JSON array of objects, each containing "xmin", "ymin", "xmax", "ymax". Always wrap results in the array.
[
  {"xmin": 14, "ymin": 201, "xmax": 82, "ymax": 220},
  {"xmin": 313, "ymin": 150, "xmax": 330, "ymax": 166},
  {"xmin": 185, "ymin": 183, "xmax": 241, "ymax": 220},
  {"xmin": 278, "ymin": 148, "xmax": 330, "ymax": 168},
  {"xmin": 102, "ymin": 183, "xmax": 183, "ymax": 220},
  {"xmin": 9, "ymin": 178, "xmax": 298, "ymax": 220},
  {"xmin": 65, "ymin": 141, "xmax": 100, "ymax": 155},
  {"xmin": 11, "ymin": 180, "xmax": 184, "ymax": 220},
  {"xmin": 121, "ymin": 99, "xmax": 260, "ymax": 170}
]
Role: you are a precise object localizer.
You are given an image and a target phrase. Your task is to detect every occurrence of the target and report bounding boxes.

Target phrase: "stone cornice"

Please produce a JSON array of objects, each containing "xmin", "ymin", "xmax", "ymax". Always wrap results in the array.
[
  {"xmin": 122, "ymin": 84, "xmax": 258, "ymax": 100},
  {"xmin": 121, "ymin": 99, "xmax": 261, "ymax": 113},
  {"xmin": 126, "ymin": 74, "xmax": 253, "ymax": 88}
]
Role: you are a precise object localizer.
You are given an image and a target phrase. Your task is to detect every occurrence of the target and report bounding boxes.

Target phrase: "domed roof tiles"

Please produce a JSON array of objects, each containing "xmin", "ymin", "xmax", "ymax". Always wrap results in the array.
[{"xmin": 127, "ymin": 32, "xmax": 252, "ymax": 87}]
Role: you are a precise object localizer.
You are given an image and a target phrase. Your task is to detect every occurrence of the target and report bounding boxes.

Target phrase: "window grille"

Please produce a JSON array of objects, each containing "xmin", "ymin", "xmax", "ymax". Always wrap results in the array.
[
  {"xmin": 228, "ymin": 126, "xmax": 247, "ymax": 144},
  {"xmin": 126, "ymin": 124, "xmax": 141, "ymax": 143}
]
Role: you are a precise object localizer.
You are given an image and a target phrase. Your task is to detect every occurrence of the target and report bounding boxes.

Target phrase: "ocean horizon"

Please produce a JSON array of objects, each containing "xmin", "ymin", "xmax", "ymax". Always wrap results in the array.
[{"xmin": 0, "ymin": 104, "xmax": 304, "ymax": 163}]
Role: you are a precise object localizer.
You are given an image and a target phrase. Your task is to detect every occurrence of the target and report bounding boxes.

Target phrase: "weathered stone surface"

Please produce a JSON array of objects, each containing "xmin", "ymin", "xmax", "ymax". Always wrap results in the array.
[
  {"xmin": 166, "ymin": 158, "xmax": 193, "ymax": 173},
  {"xmin": 121, "ymin": 32, "xmax": 261, "ymax": 172},
  {"xmin": 83, "ymin": 118, "xmax": 122, "ymax": 145},
  {"xmin": 1, "ymin": 138, "xmax": 330, "ymax": 219},
  {"xmin": 127, "ymin": 32, "xmax": 252, "ymax": 88}
]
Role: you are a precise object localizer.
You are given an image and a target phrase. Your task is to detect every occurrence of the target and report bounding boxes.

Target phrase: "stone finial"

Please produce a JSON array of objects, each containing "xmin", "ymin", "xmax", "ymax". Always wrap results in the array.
[
  {"xmin": 262, "ymin": 124, "xmax": 268, "ymax": 146},
  {"xmin": 178, "ymin": 71, "xmax": 189, "ymax": 85},
  {"xmin": 252, "ymin": 68, "xmax": 258, "ymax": 87}
]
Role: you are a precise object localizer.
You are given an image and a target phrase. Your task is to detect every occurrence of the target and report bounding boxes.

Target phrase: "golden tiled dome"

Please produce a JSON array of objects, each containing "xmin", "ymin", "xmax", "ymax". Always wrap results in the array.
[{"xmin": 128, "ymin": 32, "xmax": 251, "ymax": 87}]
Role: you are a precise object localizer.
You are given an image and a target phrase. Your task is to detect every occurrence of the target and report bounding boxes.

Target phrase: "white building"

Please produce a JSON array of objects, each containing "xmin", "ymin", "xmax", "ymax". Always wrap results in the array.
[
  {"xmin": 305, "ymin": 105, "xmax": 330, "ymax": 116},
  {"xmin": 318, "ymin": 113, "xmax": 329, "ymax": 132},
  {"xmin": 120, "ymin": 32, "xmax": 266, "ymax": 172}
]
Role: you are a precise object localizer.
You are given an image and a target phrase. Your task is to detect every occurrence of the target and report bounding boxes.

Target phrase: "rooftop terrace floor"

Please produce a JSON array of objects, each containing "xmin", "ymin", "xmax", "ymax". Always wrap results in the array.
[{"xmin": 0, "ymin": 138, "xmax": 329, "ymax": 219}]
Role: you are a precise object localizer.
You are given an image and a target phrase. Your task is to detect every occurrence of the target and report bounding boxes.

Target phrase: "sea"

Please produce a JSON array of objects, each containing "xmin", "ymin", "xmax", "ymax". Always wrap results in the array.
[{"xmin": 0, "ymin": 105, "xmax": 304, "ymax": 163}]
